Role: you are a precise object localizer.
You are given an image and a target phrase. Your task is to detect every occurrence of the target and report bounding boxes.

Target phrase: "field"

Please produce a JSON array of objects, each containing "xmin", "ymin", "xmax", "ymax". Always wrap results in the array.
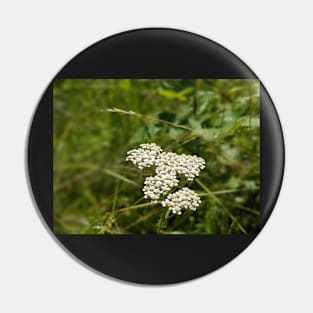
[{"xmin": 53, "ymin": 79, "xmax": 260, "ymax": 234}]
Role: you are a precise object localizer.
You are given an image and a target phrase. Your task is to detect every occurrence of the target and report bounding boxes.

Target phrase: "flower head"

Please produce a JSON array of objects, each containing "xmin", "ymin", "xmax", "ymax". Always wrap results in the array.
[
  {"xmin": 161, "ymin": 187, "xmax": 201, "ymax": 214},
  {"xmin": 126, "ymin": 143, "xmax": 205, "ymax": 214},
  {"xmin": 143, "ymin": 174, "xmax": 179, "ymax": 201},
  {"xmin": 156, "ymin": 152, "xmax": 205, "ymax": 181},
  {"xmin": 125, "ymin": 143, "xmax": 162, "ymax": 169}
]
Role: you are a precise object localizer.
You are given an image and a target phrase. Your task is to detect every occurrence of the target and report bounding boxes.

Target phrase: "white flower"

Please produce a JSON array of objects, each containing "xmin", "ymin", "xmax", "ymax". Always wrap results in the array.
[
  {"xmin": 156, "ymin": 152, "xmax": 205, "ymax": 181},
  {"xmin": 125, "ymin": 143, "xmax": 206, "ymax": 212},
  {"xmin": 143, "ymin": 174, "xmax": 179, "ymax": 201},
  {"xmin": 125, "ymin": 143, "xmax": 162, "ymax": 169},
  {"xmin": 161, "ymin": 187, "xmax": 201, "ymax": 214}
]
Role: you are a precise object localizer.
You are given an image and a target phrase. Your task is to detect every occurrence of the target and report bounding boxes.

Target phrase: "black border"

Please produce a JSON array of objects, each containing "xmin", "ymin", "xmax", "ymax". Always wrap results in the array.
[{"xmin": 27, "ymin": 28, "xmax": 284, "ymax": 284}]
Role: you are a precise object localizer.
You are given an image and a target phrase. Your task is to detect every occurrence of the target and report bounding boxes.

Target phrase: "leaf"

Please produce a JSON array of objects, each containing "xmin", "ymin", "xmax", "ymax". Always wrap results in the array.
[
  {"xmin": 191, "ymin": 128, "xmax": 220, "ymax": 141},
  {"xmin": 145, "ymin": 124, "xmax": 161, "ymax": 137},
  {"xmin": 129, "ymin": 127, "xmax": 147, "ymax": 144},
  {"xmin": 158, "ymin": 87, "xmax": 193, "ymax": 101},
  {"xmin": 117, "ymin": 79, "xmax": 131, "ymax": 90},
  {"xmin": 188, "ymin": 117, "xmax": 202, "ymax": 130},
  {"xmin": 196, "ymin": 90, "xmax": 220, "ymax": 112},
  {"xmin": 129, "ymin": 124, "xmax": 161, "ymax": 144},
  {"xmin": 241, "ymin": 116, "xmax": 260, "ymax": 128},
  {"xmin": 168, "ymin": 128, "xmax": 184, "ymax": 139},
  {"xmin": 158, "ymin": 111, "xmax": 176, "ymax": 122}
]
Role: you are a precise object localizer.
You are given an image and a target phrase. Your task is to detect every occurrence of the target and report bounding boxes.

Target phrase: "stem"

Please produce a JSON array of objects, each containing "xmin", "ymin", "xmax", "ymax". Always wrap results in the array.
[
  {"xmin": 110, "ymin": 201, "xmax": 159, "ymax": 215},
  {"xmin": 105, "ymin": 107, "xmax": 192, "ymax": 131},
  {"xmin": 198, "ymin": 187, "xmax": 259, "ymax": 196},
  {"xmin": 236, "ymin": 204, "xmax": 259, "ymax": 216},
  {"xmin": 156, "ymin": 209, "xmax": 171, "ymax": 234},
  {"xmin": 111, "ymin": 180, "xmax": 119, "ymax": 211},
  {"xmin": 195, "ymin": 179, "xmax": 248, "ymax": 234},
  {"xmin": 124, "ymin": 210, "xmax": 159, "ymax": 231}
]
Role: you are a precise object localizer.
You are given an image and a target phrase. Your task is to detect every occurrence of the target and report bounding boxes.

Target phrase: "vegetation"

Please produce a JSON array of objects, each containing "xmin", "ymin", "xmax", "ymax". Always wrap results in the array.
[{"xmin": 53, "ymin": 79, "xmax": 260, "ymax": 234}]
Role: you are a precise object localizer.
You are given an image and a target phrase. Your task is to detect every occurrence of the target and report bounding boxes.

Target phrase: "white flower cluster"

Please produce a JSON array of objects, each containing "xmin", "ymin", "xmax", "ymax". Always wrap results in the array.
[
  {"xmin": 143, "ymin": 174, "xmax": 179, "ymax": 201},
  {"xmin": 125, "ymin": 143, "xmax": 162, "ymax": 169},
  {"xmin": 161, "ymin": 187, "xmax": 201, "ymax": 215},
  {"xmin": 126, "ymin": 143, "xmax": 205, "ymax": 214},
  {"xmin": 156, "ymin": 152, "xmax": 205, "ymax": 181}
]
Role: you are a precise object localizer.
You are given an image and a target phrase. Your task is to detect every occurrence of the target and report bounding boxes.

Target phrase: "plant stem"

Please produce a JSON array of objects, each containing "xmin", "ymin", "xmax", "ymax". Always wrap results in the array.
[
  {"xmin": 125, "ymin": 210, "xmax": 159, "ymax": 231},
  {"xmin": 105, "ymin": 107, "xmax": 192, "ymax": 131},
  {"xmin": 198, "ymin": 187, "xmax": 259, "ymax": 197},
  {"xmin": 195, "ymin": 179, "xmax": 248, "ymax": 234},
  {"xmin": 111, "ymin": 180, "xmax": 119, "ymax": 211},
  {"xmin": 156, "ymin": 209, "xmax": 171, "ymax": 234},
  {"xmin": 111, "ymin": 201, "xmax": 159, "ymax": 215},
  {"xmin": 236, "ymin": 204, "xmax": 260, "ymax": 216}
]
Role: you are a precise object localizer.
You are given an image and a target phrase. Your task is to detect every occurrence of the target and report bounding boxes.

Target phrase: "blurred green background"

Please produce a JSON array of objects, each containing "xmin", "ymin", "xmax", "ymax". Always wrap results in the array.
[{"xmin": 53, "ymin": 79, "xmax": 260, "ymax": 234}]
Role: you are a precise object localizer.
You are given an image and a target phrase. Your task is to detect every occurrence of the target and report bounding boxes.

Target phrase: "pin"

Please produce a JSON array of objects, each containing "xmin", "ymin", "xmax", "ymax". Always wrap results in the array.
[{"xmin": 27, "ymin": 28, "xmax": 284, "ymax": 284}]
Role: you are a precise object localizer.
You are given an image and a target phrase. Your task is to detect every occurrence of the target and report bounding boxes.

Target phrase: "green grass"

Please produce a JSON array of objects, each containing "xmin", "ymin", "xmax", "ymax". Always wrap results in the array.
[{"xmin": 53, "ymin": 79, "xmax": 260, "ymax": 234}]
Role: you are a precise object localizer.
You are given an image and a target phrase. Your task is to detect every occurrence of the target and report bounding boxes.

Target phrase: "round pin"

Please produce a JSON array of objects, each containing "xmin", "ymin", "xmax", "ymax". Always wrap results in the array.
[{"xmin": 28, "ymin": 28, "xmax": 284, "ymax": 284}]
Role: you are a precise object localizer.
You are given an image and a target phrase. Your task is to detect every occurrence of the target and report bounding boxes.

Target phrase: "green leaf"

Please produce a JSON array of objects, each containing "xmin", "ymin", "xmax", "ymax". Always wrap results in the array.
[
  {"xmin": 158, "ymin": 111, "xmax": 176, "ymax": 122},
  {"xmin": 241, "ymin": 116, "xmax": 260, "ymax": 128},
  {"xmin": 196, "ymin": 90, "xmax": 220, "ymax": 111},
  {"xmin": 158, "ymin": 87, "xmax": 193, "ymax": 101},
  {"xmin": 168, "ymin": 128, "xmax": 184, "ymax": 139},
  {"xmin": 129, "ymin": 124, "xmax": 161, "ymax": 144},
  {"xmin": 188, "ymin": 117, "xmax": 202, "ymax": 130},
  {"xmin": 129, "ymin": 127, "xmax": 147, "ymax": 144},
  {"xmin": 192, "ymin": 128, "xmax": 221, "ymax": 141}
]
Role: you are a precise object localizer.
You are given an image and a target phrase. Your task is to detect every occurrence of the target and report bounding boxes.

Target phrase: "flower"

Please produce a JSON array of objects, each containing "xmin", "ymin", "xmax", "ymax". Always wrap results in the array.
[
  {"xmin": 126, "ymin": 143, "xmax": 206, "ymax": 214},
  {"xmin": 143, "ymin": 174, "xmax": 179, "ymax": 201},
  {"xmin": 125, "ymin": 143, "xmax": 162, "ymax": 169},
  {"xmin": 156, "ymin": 152, "xmax": 205, "ymax": 181},
  {"xmin": 161, "ymin": 187, "xmax": 201, "ymax": 214}
]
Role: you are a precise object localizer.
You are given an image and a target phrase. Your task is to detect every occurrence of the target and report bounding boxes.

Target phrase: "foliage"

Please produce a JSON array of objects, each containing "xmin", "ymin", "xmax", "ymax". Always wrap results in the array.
[{"xmin": 53, "ymin": 79, "xmax": 260, "ymax": 234}]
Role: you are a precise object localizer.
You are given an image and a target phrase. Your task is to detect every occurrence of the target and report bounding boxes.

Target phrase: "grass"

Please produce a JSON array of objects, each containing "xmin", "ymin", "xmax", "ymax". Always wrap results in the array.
[{"xmin": 53, "ymin": 79, "xmax": 260, "ymax": 234}]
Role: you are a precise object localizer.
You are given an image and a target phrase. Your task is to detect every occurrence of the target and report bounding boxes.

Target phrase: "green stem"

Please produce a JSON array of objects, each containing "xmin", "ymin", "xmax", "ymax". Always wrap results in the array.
[
  {"xmin": 156, "ymin": 209, "xmax": 171, "ymax": 234},
  {"xmin": 198, "ymin": 187, "xmax": 259, "ymax": 197},
  {"xmin": 111, "ymin": 201, "xmax": 159, "ymax": 215},
  {"xmin": 105, "ymin": 107, "xmax": 192, "ymax": 131},
  {"xmin": 195, "ymin": 179, "xmax": 248, "ymax": 234},
  {"xmin": 111, "ymin": 180, "xmax": 119, "ymax": 211},
  {"xmin": 124, "ymin": 210, "xmax": 159, "ymax": 231},
  {"xmin": 236, "ymin": 204, "xmax": 259, "ymax": 216}
]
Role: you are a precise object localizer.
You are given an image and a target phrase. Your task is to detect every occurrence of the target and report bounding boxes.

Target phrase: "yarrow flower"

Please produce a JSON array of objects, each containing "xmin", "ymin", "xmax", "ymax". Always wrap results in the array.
[
  {"xmin": 156, "ymin": 152, "xmax": 205, "ymax": 181},
  {"xmin": 125, "ymin": 143, "xmax": 162, "ymax": 169},
  {"xmin": 143, "ymin": 174, "xmax": 179, "ymax": 201},
  {"xmin": 126, "ymin": 143, "xmax": 206, "ymax": 214},
  {"xmin": 161, "ymin": 187, "xmax": 201, "ymax": 215}
]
